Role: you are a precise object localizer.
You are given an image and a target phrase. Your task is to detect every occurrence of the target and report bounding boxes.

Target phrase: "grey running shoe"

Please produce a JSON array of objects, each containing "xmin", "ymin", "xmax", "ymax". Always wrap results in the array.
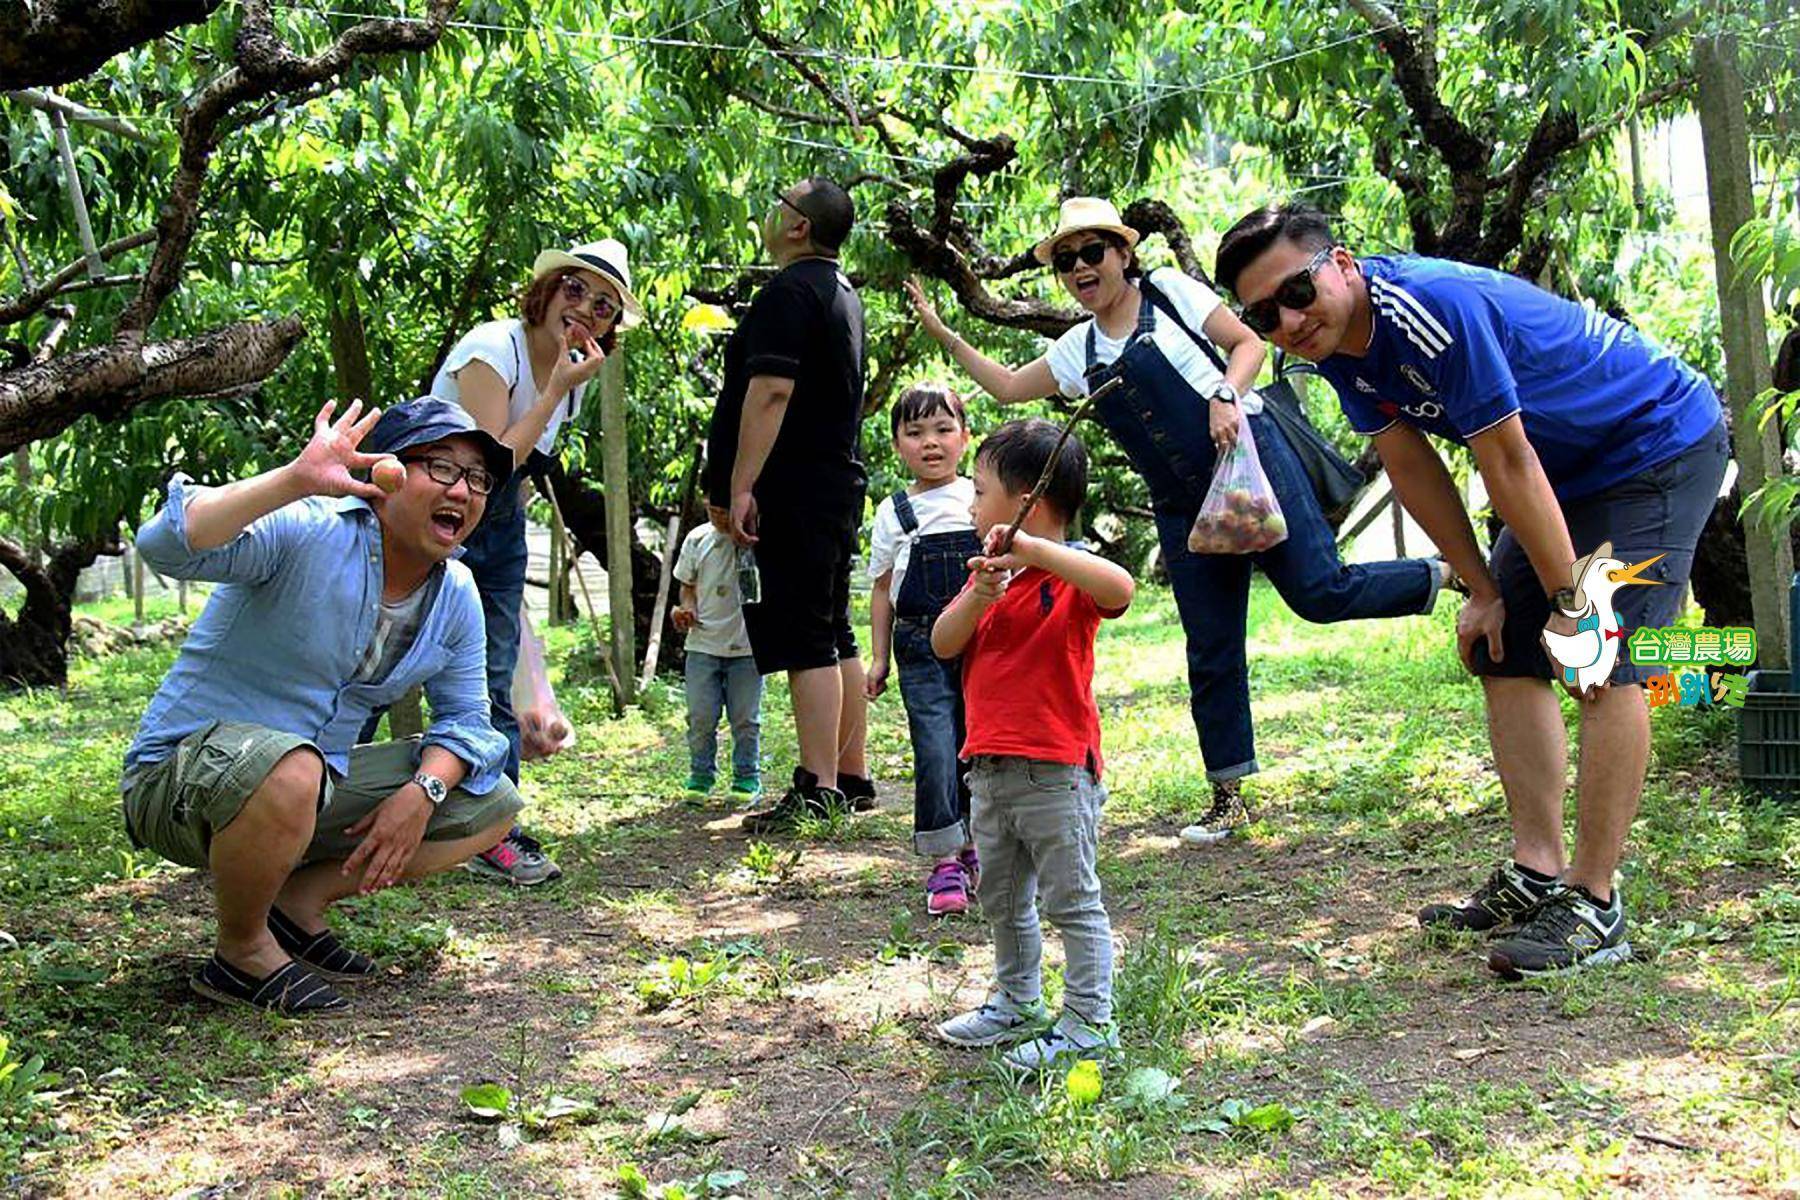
[
  {"xmin": 1418, "ymin": 860, "xmax": 1557, "ymax": 933},
  {"xmin": 1002, "ymin": 1013, "xmax": 1120, "ymax": 1072},
  {"xmin": 1488, "ymin": 885, "xmax": 1632, "ymax": 980},
  {"xmin": 936, "ymin": 993, "xmax": 1048, "ymax": 1048},
  {"xmin": 466, "ymin": 827, "xmax": 563, "ymax": 887}
]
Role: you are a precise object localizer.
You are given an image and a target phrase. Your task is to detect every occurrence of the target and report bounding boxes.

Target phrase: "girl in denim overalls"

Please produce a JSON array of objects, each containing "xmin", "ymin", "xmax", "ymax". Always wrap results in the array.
[
  {"xmin": 904, "ymin": 199, "xmax": 1446, "ymax": 847},
  {"xmin": 866, "ymin": 385, "xmax": 984, "ymax": 915}
]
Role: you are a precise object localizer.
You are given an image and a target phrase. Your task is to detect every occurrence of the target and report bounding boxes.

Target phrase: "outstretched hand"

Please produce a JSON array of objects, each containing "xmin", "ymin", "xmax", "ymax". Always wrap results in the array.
[
  {"xmin": 902, "ymin": 276, "xmax": 950, "ymax": 343},
  {"xmin": 291, "ymin": 400, "xmax": 388, "ymax": 501}
]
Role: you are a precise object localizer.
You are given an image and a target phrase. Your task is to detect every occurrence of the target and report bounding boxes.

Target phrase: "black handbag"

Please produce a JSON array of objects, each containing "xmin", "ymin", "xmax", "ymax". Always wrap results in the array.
[
  {"xmin": 1258, "ymin": 354, "xmax": 1365, "ymax": 518},
  {"xmin": 1138, "ymin": 278, "xmax": 1365, "ymax": 517}
]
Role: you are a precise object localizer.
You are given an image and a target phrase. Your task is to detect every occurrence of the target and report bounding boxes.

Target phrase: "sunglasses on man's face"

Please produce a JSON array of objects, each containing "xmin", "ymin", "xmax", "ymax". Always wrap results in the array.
[
  {"xmin": 558, "ymin": 274, "xmax": 620, "ymax": 319},
  {"xmin": 1237, "ymin": 247, "xmax": 1337, "ymax": 336},
  {"xmin": 402, "ymin": 455, "xmax": 497, "ymax": 497},
  {"xmin": 1050, "ymin": 240, "xmax": 1111, "ymax": 276}
]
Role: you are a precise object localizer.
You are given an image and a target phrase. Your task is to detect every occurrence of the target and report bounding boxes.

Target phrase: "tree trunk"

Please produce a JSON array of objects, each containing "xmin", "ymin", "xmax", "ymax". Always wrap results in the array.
[
  {"xmin": 1697, "ymin": 33, "xmax": 1791, "ymax": 668},
  {"xmin": 0, "ymin": 316, "xmax": 305, "ymax": 457},
  {"xmin": 327, "ymin": 285, "xmax": 373, "ymax": 403},
  {"xmin": 0, "ymin": 2, "xmax": 223, "ymax": 90},
  {"xmin": 0, "ymin": 534, "xmax": 117, "ymax": 688}
]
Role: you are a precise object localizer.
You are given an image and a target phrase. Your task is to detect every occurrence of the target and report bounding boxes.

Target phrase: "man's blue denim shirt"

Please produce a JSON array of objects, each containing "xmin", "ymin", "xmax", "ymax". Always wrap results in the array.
[{"xmin": 123, "ymin": 474, "xmax": 508, "ymax": 792}]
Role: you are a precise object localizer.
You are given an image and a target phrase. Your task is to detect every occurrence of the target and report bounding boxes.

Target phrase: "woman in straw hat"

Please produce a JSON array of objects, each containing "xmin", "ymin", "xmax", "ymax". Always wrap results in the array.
[
  {"xmin": 904, "ymin": 198, "xmax": 1446, "ymax": 848},
  {"xmin": 429, "ymin": 238, "xmax": 644, "ymax": 886}
]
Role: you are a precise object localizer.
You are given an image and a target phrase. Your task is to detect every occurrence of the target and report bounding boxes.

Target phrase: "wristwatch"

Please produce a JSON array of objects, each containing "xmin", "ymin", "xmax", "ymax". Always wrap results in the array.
[
  {"xmin": 410, "ymin": 772, "xmax": 448, "ymax": 807},
  {"xmin": 1206, "ymin": 381, "xmax": 1240, "ymax": 405},
  {"xmin": 1549, "ymin": 587, "xmax": 1578, "ymax": 612}
]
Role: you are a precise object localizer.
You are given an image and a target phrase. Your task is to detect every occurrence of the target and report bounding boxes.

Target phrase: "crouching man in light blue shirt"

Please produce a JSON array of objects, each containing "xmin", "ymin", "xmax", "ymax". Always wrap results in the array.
[{"xmin": 122, "ymin": 397, "xmax": 524, "ymax": 1017}]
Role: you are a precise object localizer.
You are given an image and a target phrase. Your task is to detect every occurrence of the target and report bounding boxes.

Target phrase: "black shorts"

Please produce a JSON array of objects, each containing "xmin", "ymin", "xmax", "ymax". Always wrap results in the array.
[
  {"xmin": 1470, "ymin": 419, "xmax": 1730, "ymax": 687},
  {"xmin": 742, "ymin": 498, "xmax": 862, "ymax": 674}
]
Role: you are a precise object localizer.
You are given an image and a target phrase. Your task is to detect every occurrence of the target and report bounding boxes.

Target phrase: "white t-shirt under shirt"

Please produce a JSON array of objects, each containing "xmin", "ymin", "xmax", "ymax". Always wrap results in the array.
[
  {"xmin": 430, "ymin": 318, "xmax": 589, "ymax": 458},
  {"xmin": 1043, "ymin": 268, "xmax": 1264, "ymax": 415},
  {"xmin": 867, "ymin": 477, "xmax": 976, "ymax": 604},
  {"xmin": 673, "ymin": 524, "xmax": 752, "ymax": 658}
]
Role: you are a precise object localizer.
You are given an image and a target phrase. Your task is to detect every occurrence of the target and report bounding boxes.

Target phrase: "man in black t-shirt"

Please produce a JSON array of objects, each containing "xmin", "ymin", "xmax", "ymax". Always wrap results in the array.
[{"xmin": 704, "ymin": 175, "xmax": 875, "ymax": 829}]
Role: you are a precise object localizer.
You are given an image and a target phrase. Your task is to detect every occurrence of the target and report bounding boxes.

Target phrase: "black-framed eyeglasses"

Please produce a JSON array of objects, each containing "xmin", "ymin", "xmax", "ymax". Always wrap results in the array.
[
  {"xmin": 1237, "ymin": 247, "xmax": 1337, "ymax": 336},
  {"xmin": 773, "ymin": 189, "xmax": 813, "ymax": 223},
  {"xmin": 1050, "ymin": 240, "xmax": 1111, "ymax": 276},
  {"xmin": 558, "ymin": 274, "xmax": 620, "ymax": 319},
  {"xmin": 402, "ymin": 455, "xmax": 497, "ymax": 497}
]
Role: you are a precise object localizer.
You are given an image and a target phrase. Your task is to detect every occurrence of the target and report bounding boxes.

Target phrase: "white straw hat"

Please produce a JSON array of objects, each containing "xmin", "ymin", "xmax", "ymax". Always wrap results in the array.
[
  {"xmin": 1031, "ymin": 197, "xmax": 1141, "ymax": 265},
  {"xmin": 531, "ymin": 238, "xmax": 645, "ymax": 329}
]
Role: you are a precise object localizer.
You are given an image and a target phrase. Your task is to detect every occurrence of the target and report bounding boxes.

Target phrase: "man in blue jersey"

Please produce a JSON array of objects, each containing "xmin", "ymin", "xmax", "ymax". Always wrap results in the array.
[{"xmin": 1215, "ymin": 204, "xmax": 1729, "ymax": 981}]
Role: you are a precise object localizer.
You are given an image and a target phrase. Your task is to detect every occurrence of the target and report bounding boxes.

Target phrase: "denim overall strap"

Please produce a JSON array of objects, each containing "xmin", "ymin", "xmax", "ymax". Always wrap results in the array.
[
  {"xmin": 1081, "ymin": 293, "xmax": 1214, "ymax": 513},
  {"xmin": 895, "ymin": 527, "xmax": 983, "ymax": 620},
  {"xmin": 891, "ymin": 489, "xmax": 919, "ymax": 534}
]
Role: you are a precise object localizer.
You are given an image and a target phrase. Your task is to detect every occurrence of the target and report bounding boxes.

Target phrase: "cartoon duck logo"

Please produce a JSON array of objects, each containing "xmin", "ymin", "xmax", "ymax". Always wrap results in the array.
[{"xmin": 1541, "ymin": 541, "xmax": 1665, "ymax": 693}]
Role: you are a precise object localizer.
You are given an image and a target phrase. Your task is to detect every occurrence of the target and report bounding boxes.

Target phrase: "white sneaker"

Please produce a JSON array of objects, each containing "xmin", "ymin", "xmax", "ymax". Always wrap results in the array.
[
  {"xmin": 1001, "ymin": 1013, "xmax": 1119, "ymax": 1072},
  {"xmin": 935, "ymin": 993, "xmax": 1047, "ymax": 1047}
]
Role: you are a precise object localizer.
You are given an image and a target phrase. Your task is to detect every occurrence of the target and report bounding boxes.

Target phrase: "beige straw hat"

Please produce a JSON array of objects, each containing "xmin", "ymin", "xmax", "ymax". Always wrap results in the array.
[
  {"xmin": 1031, "ymin": 197, "xmax": 1141, "ymax": 265},
  {"xmin": 530, "ymin": 238, "xmax": 645, "ymax": 329}
]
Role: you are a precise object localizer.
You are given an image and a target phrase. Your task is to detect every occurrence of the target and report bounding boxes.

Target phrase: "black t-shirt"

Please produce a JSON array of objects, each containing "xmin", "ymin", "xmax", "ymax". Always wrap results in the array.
[{"xmin": 705, "ymin": 258, "xmax": 867, "ymax": 517}]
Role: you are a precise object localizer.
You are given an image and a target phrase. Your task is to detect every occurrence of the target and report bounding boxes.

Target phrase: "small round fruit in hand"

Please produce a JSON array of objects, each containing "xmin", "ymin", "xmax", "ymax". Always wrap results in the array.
[{"xmin": 371, "ymin": 457, "xmax": 406, "ymax": 494}]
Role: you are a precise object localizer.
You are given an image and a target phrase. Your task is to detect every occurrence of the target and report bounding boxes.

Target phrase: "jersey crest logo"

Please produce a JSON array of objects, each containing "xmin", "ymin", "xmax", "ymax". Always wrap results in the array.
[{"xmin": 1400, "ymin": 364, "xmax": 1437, "ymax": 396}]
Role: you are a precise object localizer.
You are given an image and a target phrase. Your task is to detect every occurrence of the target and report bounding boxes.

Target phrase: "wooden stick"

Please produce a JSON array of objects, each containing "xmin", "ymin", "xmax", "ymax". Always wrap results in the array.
[
  {"xmin": 992, "ymin": 376, "xmax": 1122, "ymax": 556},
  {"xmin": 638, "ymin": 514, "xmax": 682, "ymax": 688}
]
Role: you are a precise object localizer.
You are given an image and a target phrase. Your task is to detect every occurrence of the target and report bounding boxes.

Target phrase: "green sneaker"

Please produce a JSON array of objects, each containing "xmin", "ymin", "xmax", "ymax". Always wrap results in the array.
[
  {"xmin": 730, "ymin": 775, "xmax": 762, "ymax": 800},
  {"xmin": 684, "ymin": 772, "xmax": 715, "ymax": 796}
]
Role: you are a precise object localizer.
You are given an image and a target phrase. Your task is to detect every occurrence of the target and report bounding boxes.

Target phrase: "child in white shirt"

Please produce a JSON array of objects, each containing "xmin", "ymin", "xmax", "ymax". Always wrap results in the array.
[
  {"xmin": 865, "ymin": 385, "xmax": 982, "ymax": 915},
  {"xmin": 672, "ymin": 521, "xmax": 763, "ymax": 798}
]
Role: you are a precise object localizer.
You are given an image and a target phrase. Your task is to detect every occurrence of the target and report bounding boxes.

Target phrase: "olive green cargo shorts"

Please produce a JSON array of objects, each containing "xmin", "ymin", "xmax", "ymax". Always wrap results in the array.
[{"xmin": 122, "ymin": 721, "xmax": 522, "ymax": 869}]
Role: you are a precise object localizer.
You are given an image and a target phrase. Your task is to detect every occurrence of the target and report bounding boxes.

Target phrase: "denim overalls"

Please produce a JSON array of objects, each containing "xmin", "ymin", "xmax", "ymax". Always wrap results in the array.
[
  {"xmin": 890, "ymin": 490, "xmax": 983, "ymax": 856},
  {"xmin": 454, "ymin": 462, "xmax": 532, "ymax": 784},
  {"xmin": 1082, "ymin": 283, "xmax": 1435, "ymax": 781}
]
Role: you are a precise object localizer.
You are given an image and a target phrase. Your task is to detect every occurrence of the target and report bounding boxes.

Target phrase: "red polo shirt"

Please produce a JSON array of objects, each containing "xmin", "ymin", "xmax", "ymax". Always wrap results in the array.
[{"xmin": 959, "ymin": 567, "xmax": 1123, "ymax": 778}]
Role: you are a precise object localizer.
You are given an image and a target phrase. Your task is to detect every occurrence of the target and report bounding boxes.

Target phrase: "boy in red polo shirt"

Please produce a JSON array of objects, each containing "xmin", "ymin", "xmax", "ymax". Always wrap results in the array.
[{"xmin": 930, "ymin": 419, "xmax": 1135, "ymax": 1071}]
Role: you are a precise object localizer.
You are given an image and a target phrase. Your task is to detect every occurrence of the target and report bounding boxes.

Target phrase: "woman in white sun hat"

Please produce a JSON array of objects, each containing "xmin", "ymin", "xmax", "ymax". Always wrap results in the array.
[
  {"xmin": 429, "ymin": 237, "xmax": 644, "ymax": 886},
  {"xmin": 905, "ymin": 198, "xmax": 1445, "ymax": 850}
]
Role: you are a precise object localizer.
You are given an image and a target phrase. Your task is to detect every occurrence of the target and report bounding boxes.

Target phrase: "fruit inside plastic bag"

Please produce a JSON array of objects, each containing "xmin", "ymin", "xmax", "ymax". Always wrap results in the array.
[{"xmin": 1187, "ymin": 416, "xmax": 1288, "ymax": 555}]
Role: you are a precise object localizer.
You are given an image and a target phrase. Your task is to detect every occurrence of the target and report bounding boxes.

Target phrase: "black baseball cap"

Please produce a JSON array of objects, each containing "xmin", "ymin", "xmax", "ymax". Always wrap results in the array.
[{"xmin": 366, "ymin": 398, "xmax": 513, "ymax": 490}]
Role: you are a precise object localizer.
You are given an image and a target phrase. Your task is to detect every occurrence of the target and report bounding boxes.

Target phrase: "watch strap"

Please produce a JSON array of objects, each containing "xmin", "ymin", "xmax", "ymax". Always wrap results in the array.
[{"xmin": 410, "ymin": 772, "xmax": 447, "ymax": 806}]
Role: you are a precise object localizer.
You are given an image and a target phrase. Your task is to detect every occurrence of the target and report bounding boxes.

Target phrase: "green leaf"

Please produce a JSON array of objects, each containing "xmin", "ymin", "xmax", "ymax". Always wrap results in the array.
[{"xmin": 460, "ymin": 1082, "xmax": 513, "ymax": 1119}]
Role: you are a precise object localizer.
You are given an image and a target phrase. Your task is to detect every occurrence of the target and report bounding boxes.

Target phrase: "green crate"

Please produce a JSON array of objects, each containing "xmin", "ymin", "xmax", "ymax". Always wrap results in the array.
[{"xmin": 1740, "ymin": 670, "xmax": 1800, "ymax": 802}]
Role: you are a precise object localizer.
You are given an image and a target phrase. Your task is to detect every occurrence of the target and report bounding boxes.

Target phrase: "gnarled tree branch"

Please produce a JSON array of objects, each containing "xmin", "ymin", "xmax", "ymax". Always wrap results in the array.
[
  {"xmin": 0, "ymin": 1, "xmax": 224, "ymax": 90},
  {"xmin": 0, "ymin": 230, "xmax": 156, "ymax": 327}
]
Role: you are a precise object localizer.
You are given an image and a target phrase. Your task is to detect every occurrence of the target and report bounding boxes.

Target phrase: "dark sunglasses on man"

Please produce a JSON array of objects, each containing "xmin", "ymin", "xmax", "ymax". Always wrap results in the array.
[
  {"xmin": 1237, "ymin": 246, "xmax": 1338, "ymax": 336},
  {"xmin": 773, "ymin": 189, "xmax": 814, "ymax": 224},
  {"xmin": 1049, "ymin": 240, "xmax": 1111, "ymax": 276},
  {"xmin": 401, "ymin": 454, "xmax": 497, "ymax": 497}
]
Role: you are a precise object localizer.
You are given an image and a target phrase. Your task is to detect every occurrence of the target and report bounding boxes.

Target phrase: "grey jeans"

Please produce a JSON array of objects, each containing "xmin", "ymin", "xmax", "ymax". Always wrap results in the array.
[{"xmin": 968, "ymin": 755, "xmax": 1113, "ymax": 1025}]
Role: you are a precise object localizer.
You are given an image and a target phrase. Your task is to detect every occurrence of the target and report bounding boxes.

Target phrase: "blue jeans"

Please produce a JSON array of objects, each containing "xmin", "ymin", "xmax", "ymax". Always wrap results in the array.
[
  {"xmin": 1155, "ymin": 412, "xmax": 1438, "ymax": 781},
  {"xmin": 895, "ymin": 619, "xmax": 969, "ymax": 856},
  {"xmin": 458, "ymin": 486, "xmax": 529, "ymax": 784},
  {"xmin": 684, "ymin": 651, "xmax": 763, "ymax": 781}
]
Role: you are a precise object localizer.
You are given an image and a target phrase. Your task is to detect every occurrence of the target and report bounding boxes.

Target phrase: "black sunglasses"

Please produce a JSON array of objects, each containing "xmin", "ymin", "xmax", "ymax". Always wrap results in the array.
[
  {"xmin": 401, "ymin": 455, "xmax": 497, "ymax": 497},
  {"xmin": 1050, "ymin": 240, "xmax": 1111, "ymax": 275},
  {"xmin": 1238, "ymin": 247, "xmax": 1337, "ymax": 336}
]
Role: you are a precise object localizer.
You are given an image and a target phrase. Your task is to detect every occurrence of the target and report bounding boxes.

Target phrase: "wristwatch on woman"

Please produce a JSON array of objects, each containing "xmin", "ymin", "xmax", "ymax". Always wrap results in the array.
[{"xmin": 1206, "ymin": 381, "xmax": 1240, "ymax": 406}]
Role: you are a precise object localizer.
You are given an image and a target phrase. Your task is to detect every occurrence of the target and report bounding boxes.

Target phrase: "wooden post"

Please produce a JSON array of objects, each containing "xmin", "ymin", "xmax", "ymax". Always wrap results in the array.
[
  {"xmin": 48, "ymin": 106, "xmax": 103, "ymax": 279},
  {"xmin": 1697, "ymin": 33, "xmax": 1792, "ymax": 669},
  {"xmin": 177, "ymin": 579, "xmax": 187, "ymax": 615},
  {"xmin": 599, "ymin": 347, "xmax": 635, "ymax": 703},
  {"xmin": 1391, "ymin": 485, "xmax": 1407, "ymax": 558},
  {"xmin": 389, "ymin": 687, "xmax": 425, "ymax": 739},
  {"xmin": 132, "ymin": 545, "xmax": 145, "ymax": 628}
]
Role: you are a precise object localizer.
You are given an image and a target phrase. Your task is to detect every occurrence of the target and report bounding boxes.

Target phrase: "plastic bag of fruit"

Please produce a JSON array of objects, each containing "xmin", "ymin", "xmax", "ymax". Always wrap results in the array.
[
  {"xmin": 512, "ymin": 611, "xmax": 575, "ymax": 761},
  {"xmin": 1187, "ymin": 418, "xmax": 1288, "ymax": 555}
]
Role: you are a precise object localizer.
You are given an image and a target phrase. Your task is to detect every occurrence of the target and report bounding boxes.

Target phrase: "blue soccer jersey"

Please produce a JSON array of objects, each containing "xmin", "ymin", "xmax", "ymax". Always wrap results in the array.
[{"xmin": 1315, "ymin": 255, "xmax": 1721, "ymax": 500}]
